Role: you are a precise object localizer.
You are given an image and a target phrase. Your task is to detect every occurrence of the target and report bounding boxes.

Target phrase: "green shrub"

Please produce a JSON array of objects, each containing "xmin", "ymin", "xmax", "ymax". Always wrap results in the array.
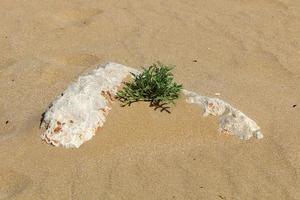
[{"xmin": 116, "ymin": 62, "xmax": 183, "ymax": 111}]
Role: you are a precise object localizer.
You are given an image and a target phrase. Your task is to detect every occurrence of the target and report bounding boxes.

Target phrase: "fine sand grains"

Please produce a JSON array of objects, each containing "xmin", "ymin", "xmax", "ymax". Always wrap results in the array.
[{"xmin": 0, "ymin": 0, "xmax": 300, "ymax": 199}]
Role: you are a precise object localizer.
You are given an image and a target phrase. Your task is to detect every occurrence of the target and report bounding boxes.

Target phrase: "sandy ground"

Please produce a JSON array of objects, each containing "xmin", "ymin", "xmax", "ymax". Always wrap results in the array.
[{"xmin": 0, "ymin": 0, "xmax": 300, "ymax": 199}]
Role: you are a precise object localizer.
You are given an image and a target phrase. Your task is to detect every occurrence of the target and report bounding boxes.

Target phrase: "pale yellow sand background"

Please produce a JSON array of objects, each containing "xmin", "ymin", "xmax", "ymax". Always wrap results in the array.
[{"xmin": 0, "ymin": 0, "xmax": 300, "ymax": 199}]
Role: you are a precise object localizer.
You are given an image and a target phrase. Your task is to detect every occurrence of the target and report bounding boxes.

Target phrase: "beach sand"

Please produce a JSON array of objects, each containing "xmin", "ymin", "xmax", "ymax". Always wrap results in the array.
[{"xmin": 0, "ymin": 0, "xmax": 300, "ymax": 199}]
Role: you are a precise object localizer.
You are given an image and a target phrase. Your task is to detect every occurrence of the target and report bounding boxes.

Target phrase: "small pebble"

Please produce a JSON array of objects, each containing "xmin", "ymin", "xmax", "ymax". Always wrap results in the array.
[
  {"xmin": 5, "ymin": 120, "xmax": 9, "ymax": 124},
  {"xmin": 218, "ymin": 195, "xmax": 226, "ymax": 199},
  {"xmin": 192, "ymin": 59, "xmax": 197, "ymax": 62},
  {"xmin": 215, "ymin": 92, "xmax": 221, "ymax": 96},
  {"xmin": 292, "ymin": 104, "xmax": 297, "ymax": 108}
]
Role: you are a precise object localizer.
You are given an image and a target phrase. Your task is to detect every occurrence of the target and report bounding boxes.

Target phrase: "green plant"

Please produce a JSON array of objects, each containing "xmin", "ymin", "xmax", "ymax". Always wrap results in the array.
[{"xmin": 116, "ymin": 62, "xmax": 183, "ymax": 111}]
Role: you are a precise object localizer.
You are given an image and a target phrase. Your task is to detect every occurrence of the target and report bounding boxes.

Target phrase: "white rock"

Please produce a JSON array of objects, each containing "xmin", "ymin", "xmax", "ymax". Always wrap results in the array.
[
  {"xmin": 41, "ymin": 63, "xmax": 263, "ymax": 148},
  {"xmin": 40, "ymin": 62, "xmax": 138, "ymax": 148},
  {"xmin": 182, "ymin": 89, "xmax": 263, "ymax": 140}
]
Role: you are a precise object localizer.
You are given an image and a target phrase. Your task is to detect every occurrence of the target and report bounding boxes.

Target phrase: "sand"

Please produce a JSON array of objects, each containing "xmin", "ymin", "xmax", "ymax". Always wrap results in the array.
[{"xmin": 0, "ymin": 0, "xmax": 299, "ymax": 199}]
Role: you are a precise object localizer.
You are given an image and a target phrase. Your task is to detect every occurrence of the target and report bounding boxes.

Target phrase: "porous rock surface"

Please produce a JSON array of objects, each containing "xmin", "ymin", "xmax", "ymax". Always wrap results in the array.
[
  {"xmin": 182, "ymin": 89, "xmax": 263, "ymax": 140},
  {"xmin": 41, "ymin": 62, "xmax": 138, "ymax": 148}
]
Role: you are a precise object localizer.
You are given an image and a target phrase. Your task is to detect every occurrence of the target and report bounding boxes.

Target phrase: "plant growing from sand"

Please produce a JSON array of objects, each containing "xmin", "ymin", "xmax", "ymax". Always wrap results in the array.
[{"xmin": 116, "ymin": 62, "xmax": 183, "ymax": 111}]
